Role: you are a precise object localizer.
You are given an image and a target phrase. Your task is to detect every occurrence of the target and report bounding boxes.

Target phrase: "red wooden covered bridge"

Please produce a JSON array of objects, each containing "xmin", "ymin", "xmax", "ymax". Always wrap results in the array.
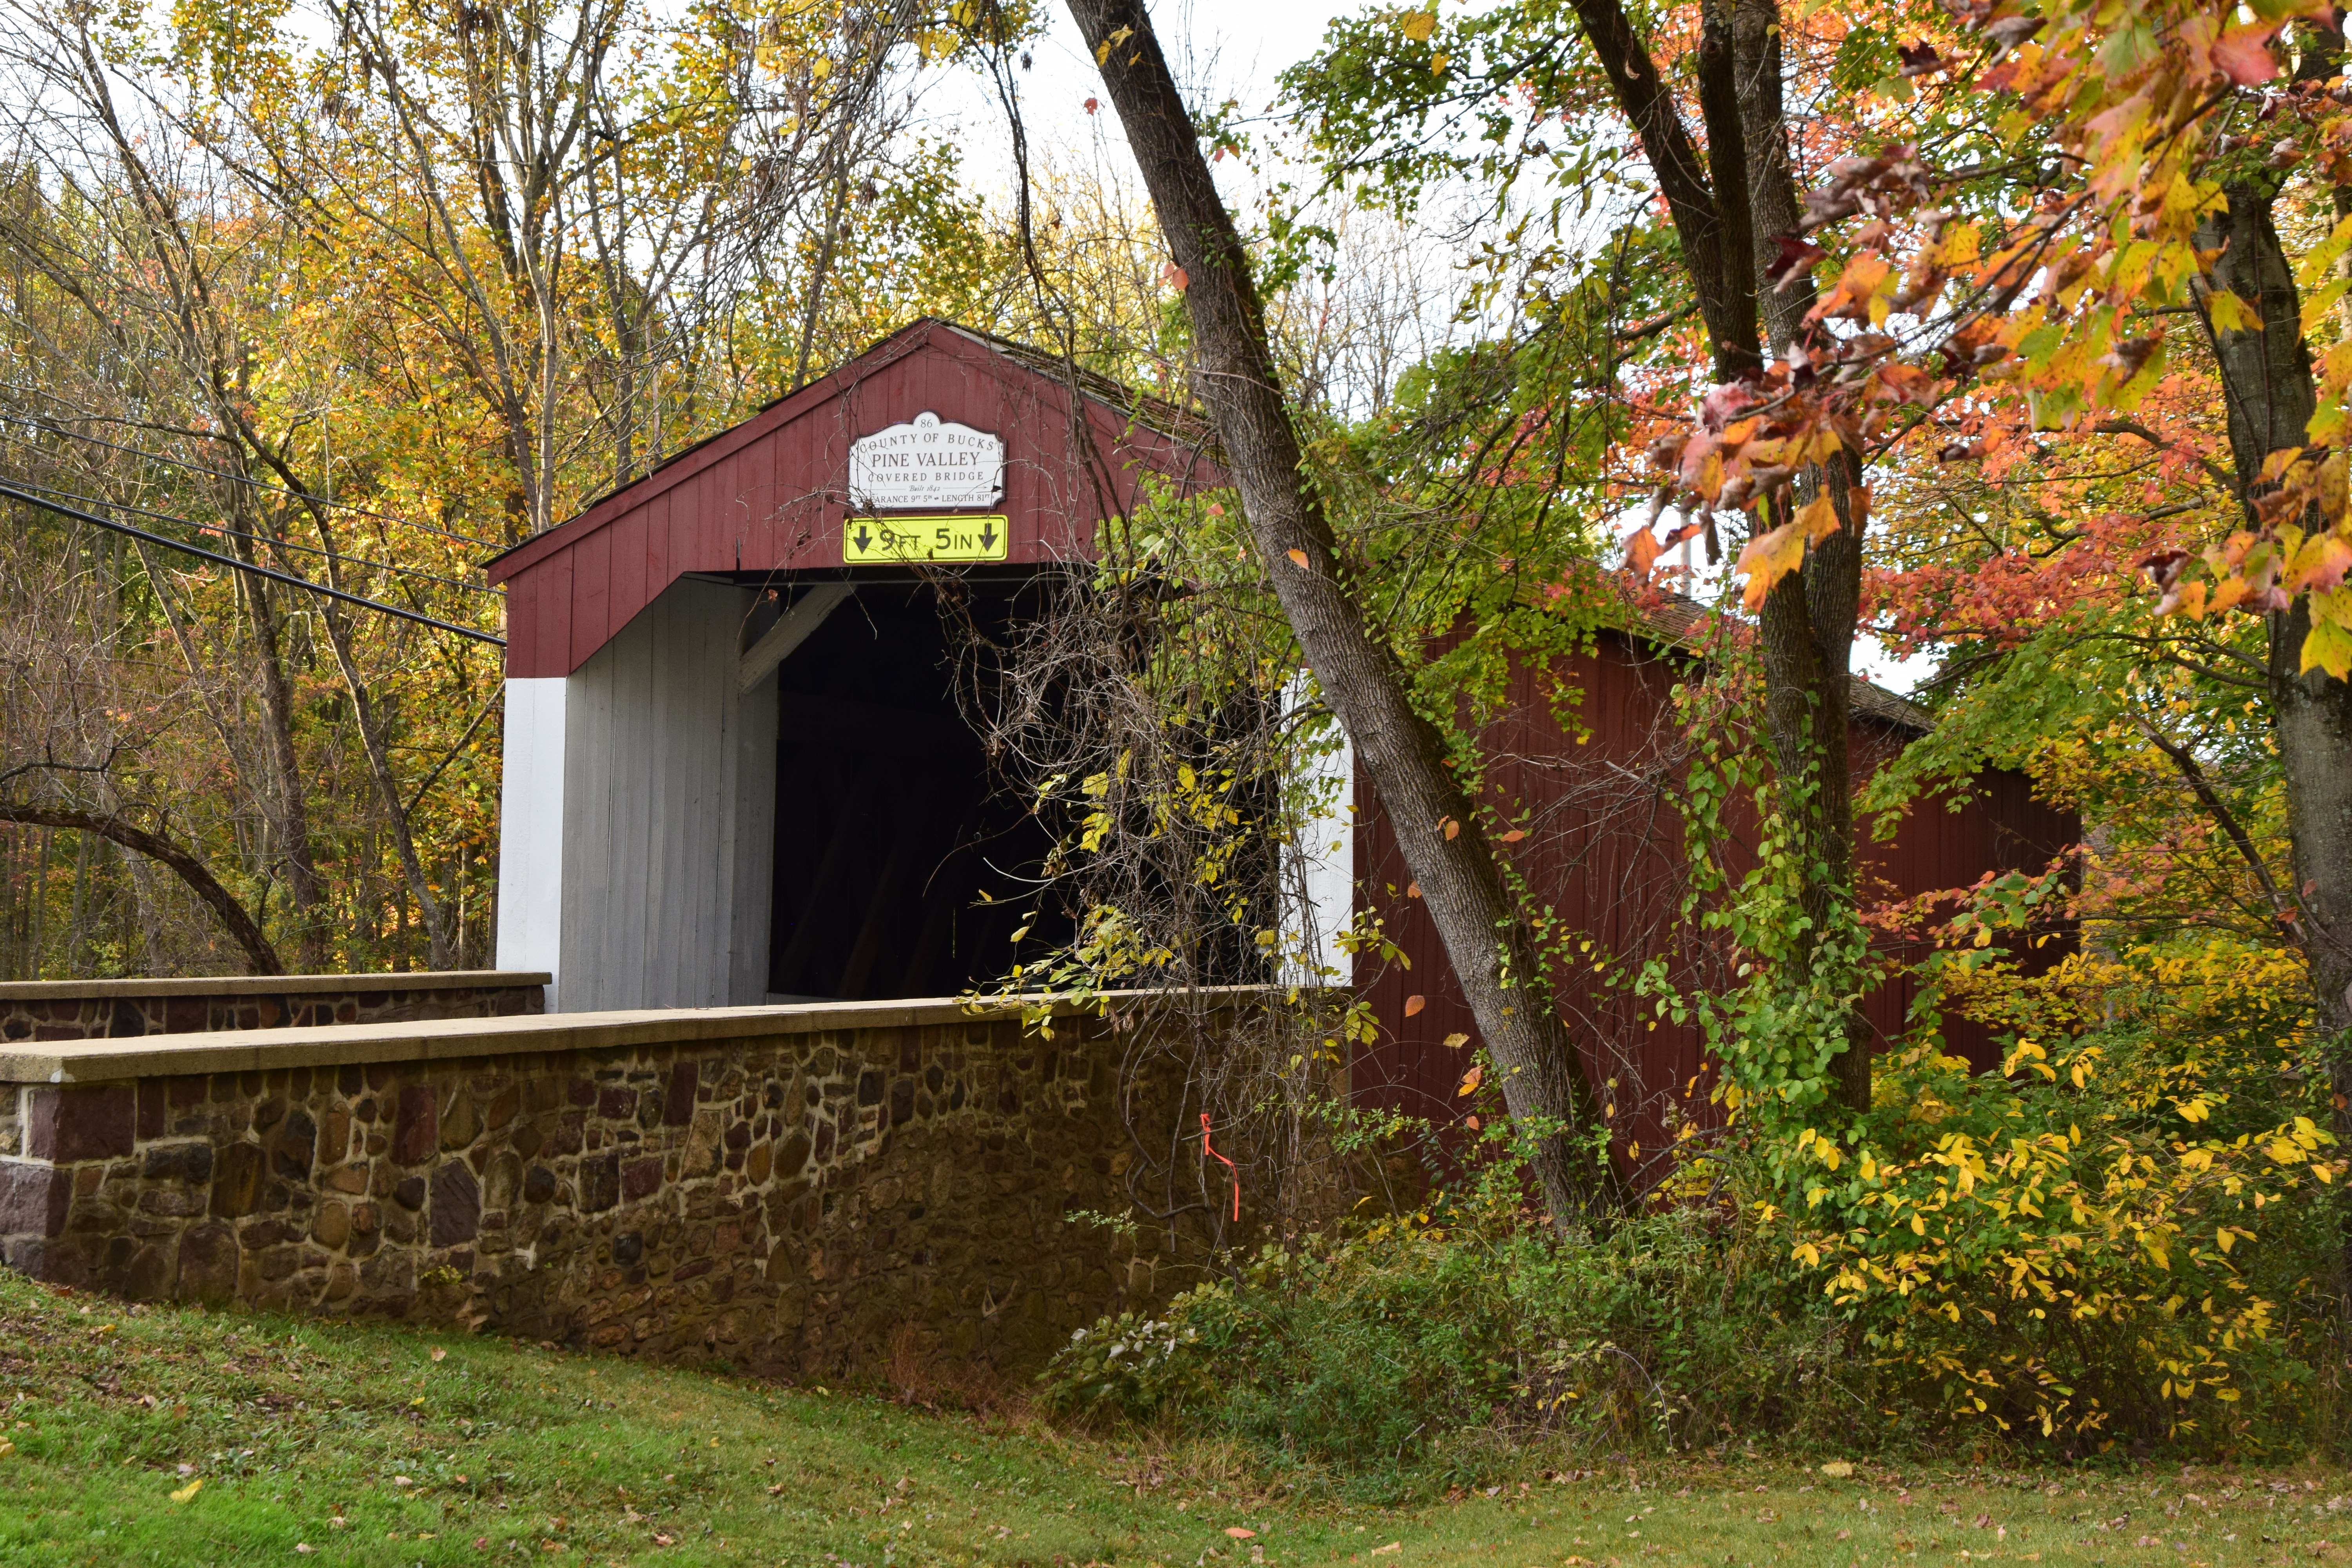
[{"xmin": 487, "ymin": 318, "xmax": 2073, "ymax": 1146}]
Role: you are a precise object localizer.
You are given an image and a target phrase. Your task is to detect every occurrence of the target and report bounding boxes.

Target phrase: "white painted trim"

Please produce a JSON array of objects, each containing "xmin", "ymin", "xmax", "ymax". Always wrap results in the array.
[
  {"xmin": 1281, "ymin": 676, "xmax": 1355, "ymax": 985},
  {"xmin": 739, "ymin": 583, "xmax": 852, "ymax": 694},
  {"xmin": 495, "ymin": 677, "xmax": 570, "ymax": 1008}
]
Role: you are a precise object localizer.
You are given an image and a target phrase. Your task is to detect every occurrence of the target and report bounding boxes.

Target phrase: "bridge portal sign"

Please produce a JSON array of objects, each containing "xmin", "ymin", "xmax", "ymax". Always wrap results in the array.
[
  {"xmin": 842, "ymin": 514, "xmax": 1011, "ymax": 564},
  {"xmin": 848, "ymin": 412, "xmax": 1004, "ymax": 511}
]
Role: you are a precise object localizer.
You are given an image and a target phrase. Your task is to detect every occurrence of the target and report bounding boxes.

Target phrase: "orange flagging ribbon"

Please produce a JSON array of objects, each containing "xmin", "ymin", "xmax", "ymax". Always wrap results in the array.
[{"xmin": 1201, "ymin": 1112, "xmax": 1239, "ymax": 1221}]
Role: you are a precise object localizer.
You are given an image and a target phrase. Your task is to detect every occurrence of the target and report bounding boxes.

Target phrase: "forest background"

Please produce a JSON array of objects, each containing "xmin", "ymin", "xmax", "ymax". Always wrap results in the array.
[{"xmin": 3, "ymin": 0, "xmax": 2351, "ymax": 1469}]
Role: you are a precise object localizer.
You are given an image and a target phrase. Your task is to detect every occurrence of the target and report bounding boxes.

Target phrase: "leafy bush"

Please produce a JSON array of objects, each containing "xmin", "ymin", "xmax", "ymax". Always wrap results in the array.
[
  {"xmin": 1043, "ymin": 982, "xmax": 2343, "ymax": 1495},
  {"xmin": 1041, "ymin": 1164, "xmax": 1882, "ymax": 1499},
  {"xmin": 1035, "ymin": 1309, "xmax": 1212, "ymax": 1420},
  {"xmin": 1755, "ymin": 931, "xmax": 2342, "ymax": 1450}
]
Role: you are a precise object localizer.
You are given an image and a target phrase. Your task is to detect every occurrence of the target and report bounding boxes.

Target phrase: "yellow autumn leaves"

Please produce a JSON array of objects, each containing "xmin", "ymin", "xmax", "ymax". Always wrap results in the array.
[{"xmin": 1394, "ymin": 10, "xmax": 1449, "ymax": 73}]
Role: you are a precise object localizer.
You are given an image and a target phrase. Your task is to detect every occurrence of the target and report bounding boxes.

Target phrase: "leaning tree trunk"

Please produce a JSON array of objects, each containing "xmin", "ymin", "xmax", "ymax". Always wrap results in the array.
[
  {"xmin": 0, "ymin": 803, "xmax": 283, "ymax": 975},
  {"xmin": 1067, "ymin": 0, "xmax": 1623, "ymax": 1223}
]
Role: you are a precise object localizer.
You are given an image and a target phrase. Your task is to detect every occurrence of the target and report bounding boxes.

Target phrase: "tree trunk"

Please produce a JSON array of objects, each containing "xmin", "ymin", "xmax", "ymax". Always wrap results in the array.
[
  {"xmin": 1067, "ymin": 0, "xmax": 1623, "ymax": 1223},
  {"xmin": 1573, "ymin": 0, "xmax": 1875, "ymax": 1110},
  {"xmin": 1731, "ymin": 0, "xmax": 1873, "ymax": 1109},
  {"xmin": 2198, "ymin": 182, "xmax": 2352, "ymax": 1183},
  {"xmin": 237, "ymin": 551, "xmax": 328, "ymax": 969},
  {"xmin": 313, "ymin": 598, "xmax": 455, "ymax": 970},
  {"xmin": 0, "ymin": 803, "xmax": 283, "ymax": 975}
]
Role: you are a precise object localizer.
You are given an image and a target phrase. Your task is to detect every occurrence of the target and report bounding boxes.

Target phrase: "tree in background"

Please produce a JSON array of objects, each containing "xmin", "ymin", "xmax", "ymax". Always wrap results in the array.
[{"xmin": 0, "ymin": 0, "xmax": 1028, "ymax": 976}]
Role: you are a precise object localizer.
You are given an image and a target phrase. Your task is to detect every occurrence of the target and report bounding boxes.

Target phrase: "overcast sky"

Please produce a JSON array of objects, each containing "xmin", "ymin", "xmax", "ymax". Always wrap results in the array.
[{"xmin": 917, "ymin": 0, "xmax": 1354, "ymax": 194}]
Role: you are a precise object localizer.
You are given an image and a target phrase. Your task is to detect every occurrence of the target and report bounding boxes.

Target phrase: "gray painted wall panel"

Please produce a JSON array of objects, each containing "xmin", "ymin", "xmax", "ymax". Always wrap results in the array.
[
  {"xmin": 558, "ymin": 577, "xmax": 766, "ymax": 1011},
  {"xmin": 730, "ymin": 666, "xmax": 779, "ymax": 1004}
]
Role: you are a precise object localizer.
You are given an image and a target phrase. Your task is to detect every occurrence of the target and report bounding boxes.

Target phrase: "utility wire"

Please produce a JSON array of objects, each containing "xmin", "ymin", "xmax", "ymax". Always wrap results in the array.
[
  {"xmin": 0, "ymin": 479, "xmax": 506, "ymax": 648},
  {"xmin": 0, "ymin": 465, "xmax": 503, "ymax": 599},
  {"xmin": 0, "ymin": 399, "xmax": 503, "ymax": 550}
]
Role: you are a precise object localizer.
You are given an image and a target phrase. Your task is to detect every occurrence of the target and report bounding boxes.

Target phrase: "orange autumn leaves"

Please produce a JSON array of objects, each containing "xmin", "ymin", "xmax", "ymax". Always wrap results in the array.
[
  {"xmin": 1735, "ymin": 490, "xmax": 1860, "ymax": 612},
  {"xmin": 1615, "ymin": 0, "xmax": 2352, "ymax": 677}
]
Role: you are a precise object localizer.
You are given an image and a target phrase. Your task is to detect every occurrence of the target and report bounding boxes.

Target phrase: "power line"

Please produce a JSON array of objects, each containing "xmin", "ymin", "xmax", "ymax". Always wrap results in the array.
[
  {"xmin": 0, "ymin": 401, "xmax": 504, "ymax": 550},
  {"xmin": 0, "ymin": 465, "xmax": 503, "ymax": 599},
  {"xmin": 0, "ymin": 479, "xmax": 506, "ymax": 648}
]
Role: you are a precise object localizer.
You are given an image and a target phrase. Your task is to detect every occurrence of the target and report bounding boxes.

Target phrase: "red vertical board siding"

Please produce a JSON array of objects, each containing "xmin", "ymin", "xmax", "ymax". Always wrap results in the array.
[
  {"xmin": 644, "ymin": 490, "xmax": 673, "ymax": 607},
  {"xmin": 607, "ymin": 505, "xmax": 649, "ymax": 646},
  {"xmin": 740, "ymin": 424, "xmax": 777, "ymax": 570},
  {"xmin": 534, "ymin": 553, "xmax": 572, "ymax": 680},
  {"xmin": 568, "ymin": 524, "xmax": 612, "ymax": 675},
  {"xmin": 1352, "ymin": 632, "xmax": 2078, "ymax": 1187},
  {"xmin": 504, "ymin": 574, "xmax": 541, "ymax": 680}
]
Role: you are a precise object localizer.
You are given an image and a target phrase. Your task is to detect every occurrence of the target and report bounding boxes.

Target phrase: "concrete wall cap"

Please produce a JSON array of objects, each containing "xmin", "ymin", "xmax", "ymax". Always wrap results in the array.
[
  {"xmin": 0, "ymin": 971, "xmax": 552, "ymax": 1002},
  {"xmin": 0, "ymin": 987, "xmax": 1282, "ymax": 1085}
]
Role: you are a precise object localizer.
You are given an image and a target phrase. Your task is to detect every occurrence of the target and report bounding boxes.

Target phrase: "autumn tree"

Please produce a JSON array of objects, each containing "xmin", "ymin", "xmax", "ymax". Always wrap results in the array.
[
  {"xmin": 0, "ymin": 0, "xmax": 1028, "ymax": 978},
  {"xmin": 1062, "ymin": 0, "xmax": 1628, "ymax": 1225}
]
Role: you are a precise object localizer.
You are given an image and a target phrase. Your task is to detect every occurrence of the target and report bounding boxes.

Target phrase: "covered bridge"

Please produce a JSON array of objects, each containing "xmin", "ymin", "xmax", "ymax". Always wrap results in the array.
[
  {"xmin": 488, "ymin": 320, "xmax": 2074, "ymax": 1149},
  {"xmin": 486, "ymin": 319, "xmax": 1221, "ymax": 1013}
]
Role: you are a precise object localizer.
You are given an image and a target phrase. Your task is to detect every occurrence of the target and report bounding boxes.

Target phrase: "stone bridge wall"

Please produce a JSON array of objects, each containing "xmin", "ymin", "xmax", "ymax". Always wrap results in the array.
[
  {"xmin": 0, "ymin": 994, "xmax": 1314, "ymax": 1378},
  {"xmin": 0, "ymin": 972, "xmax": 548, "ymax": 1043}
]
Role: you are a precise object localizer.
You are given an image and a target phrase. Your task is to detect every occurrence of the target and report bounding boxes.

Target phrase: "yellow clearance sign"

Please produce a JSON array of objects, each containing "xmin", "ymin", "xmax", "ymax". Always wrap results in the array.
[{"xmin": 842, "ymin": 514, "xmax": 1011, "ymax": 564}]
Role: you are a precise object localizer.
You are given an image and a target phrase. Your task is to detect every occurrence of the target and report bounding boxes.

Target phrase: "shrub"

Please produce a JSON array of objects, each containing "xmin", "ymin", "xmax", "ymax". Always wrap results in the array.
[{"xmin": 1040, "ymin": 1168, "xmax": 1886, "ymax": 1499}]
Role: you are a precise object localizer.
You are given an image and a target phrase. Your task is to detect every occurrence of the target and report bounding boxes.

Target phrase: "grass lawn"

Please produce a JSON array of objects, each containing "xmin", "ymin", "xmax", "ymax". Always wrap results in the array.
[{"xmin": 1, "ymin": 1269, "xmax": 2347, "ymax": 1568}]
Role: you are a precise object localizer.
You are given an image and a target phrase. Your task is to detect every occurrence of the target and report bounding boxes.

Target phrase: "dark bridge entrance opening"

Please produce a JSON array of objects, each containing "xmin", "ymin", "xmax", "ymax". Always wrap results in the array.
[{"xmin": 765, "ymin": 582, "xmax": 1067, "ymax": 1002}]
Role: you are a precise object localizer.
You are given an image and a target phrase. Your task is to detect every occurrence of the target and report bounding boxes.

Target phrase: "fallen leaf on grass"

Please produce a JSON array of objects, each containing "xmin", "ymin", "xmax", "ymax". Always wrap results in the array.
[
  {"xmin": 1820, "ymin": 1461, "xmax": 1854, "ymax": 1478},
  {"xmin": 1227, "ymin": 1528, "xmax": 1257, "ymax": 1539},
  {"xmin": 294, "ymin": 1546, "xmax": 314, "ymax": 1556},
  {"xmin": 653, "ymin": 1533, "xmax": 676, "ymax": 1546},
  {"xmin": 170, "ymin": 1479, "xmax": 203, "ymax": 1504},
  {"xmin": 430, "ymin": 1347, "xmax": 447, "ymax": 1363},
  {"xmin": 1370, "ymin": 1546, "xmax": 1401, "ymax": 1557}
]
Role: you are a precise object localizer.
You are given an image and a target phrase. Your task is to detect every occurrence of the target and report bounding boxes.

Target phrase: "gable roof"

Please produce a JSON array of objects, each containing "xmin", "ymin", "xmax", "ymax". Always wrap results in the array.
[{"xmin": 489, "ymin": 319, "xmax": 1222, "ymax": 678}]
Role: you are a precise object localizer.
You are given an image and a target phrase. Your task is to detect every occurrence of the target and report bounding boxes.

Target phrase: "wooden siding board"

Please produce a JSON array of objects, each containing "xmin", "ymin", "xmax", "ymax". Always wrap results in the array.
[
  {"xmin": 558, "ymin": 632, "xmax": 616, "ymax": 1008},
  {"xmin": 608, "ymin": 597, "xmax": 658, "ymax": 1009},
  {"xmin": 645, "ymin": 489, "xmax": 675, "ymax": 607},
  {"xmin": 534, "ymin": 552, "xmax": 573, "ymax": 681},
  {"xmin": 731, "ymin": 670, "xmax": 780, "ymax": 1003},
  {"xmin": 504, "ymin": 573, "xmax": 542, "ymax": 681},
  {"xmin": 553, "ymin": 579, "xmax": 753, "ymax": 1011},
  {"xmin": 1351, "ymin": 632, "xmax": 2074, "ymax": 1186},
  {"xmin": 569, "ymin": 525, "xmax": 613, "ymax": 676},
  {"xmin": 608, "ymin": 505, "xmax": 650, "ymax": 658},
  {"xmin": 641, "ymin": 589, "xmax": 682, "ymax": 1009}
]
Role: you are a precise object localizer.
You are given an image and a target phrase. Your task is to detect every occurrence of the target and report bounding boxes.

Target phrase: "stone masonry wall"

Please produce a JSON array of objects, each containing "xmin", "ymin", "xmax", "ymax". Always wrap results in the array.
[
  {"xmin": 0, "ymin": 975, "xmax": 545, "ymax": 1044},
  {"xmin": 0, "ymin": 1004, "xmax": 1302, "ymax": 1378}
]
